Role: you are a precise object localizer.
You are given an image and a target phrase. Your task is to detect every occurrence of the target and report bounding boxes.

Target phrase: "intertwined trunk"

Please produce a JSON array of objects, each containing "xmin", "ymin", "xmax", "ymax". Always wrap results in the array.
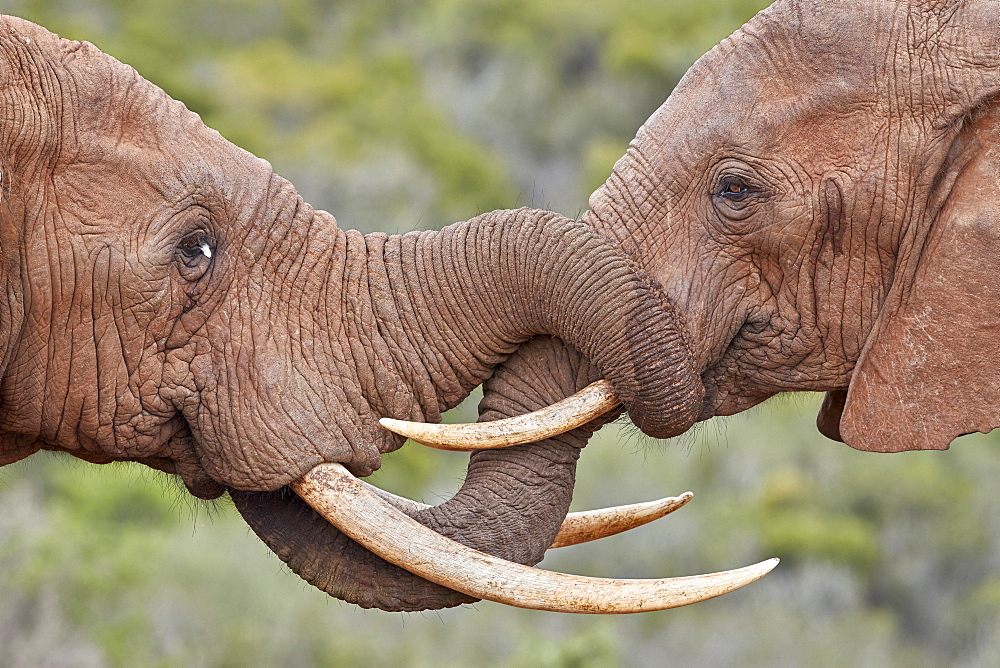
[
  {"xmin": 234, "ymin": 208, "xmax": 701, "ymax": 611},
  {"xmin": 351, "ymin": 207, "xmax": 699, "ymax": 435},
  {"xmin": 234, "ymin": 338, "xmax": 602, "ymax": 610}
]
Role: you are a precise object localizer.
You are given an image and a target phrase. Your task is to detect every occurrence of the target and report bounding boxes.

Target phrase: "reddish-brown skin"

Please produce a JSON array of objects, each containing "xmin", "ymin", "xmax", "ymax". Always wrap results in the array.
[
  {"xmin": 234, "ymin": 336, "xmax": 609, "ymax": 611},
  {"xmin": 0, "ymin": 16, "xmax": 701, "ymax": 611},
  {"xmin": 8, "ymin": 0, "xmax": 1000, "ymax": 614},
  {"xmin": 338, "ymin": 0, "xmax": 1000, "ymax": 611},
  {"xmin": 441, "ymin": 0, "xmax": 1000, "ymax": 615},
  {"xmin": 582, "ymin": 0, "xmax": 1000, "ymax": 452},
  {"xmin": 345, "ymin": 0, "xmax": 1000, "ymax": 614}
]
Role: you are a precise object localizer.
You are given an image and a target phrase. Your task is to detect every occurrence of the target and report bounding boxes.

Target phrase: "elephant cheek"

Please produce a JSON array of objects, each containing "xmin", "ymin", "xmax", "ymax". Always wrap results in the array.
[{"xmin": 699, "ymin": 380, "xmax": 775, "ymax": 419}]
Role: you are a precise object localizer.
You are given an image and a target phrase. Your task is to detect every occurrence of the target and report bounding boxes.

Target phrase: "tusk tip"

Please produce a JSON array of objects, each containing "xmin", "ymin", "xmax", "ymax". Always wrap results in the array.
[
  {"xmin": 378, "ymin": 417, "xmax": 477, "ymax": 451},
  {"xmin": 758, "ymin": 558, "xmax": 780, "ymax": 575},
  {"xmin": 549, "ymin": 491, "xmax": 698, "ymax": 549},
  {"xmin": 379, "ymin": 417, "xmax": 423, "ymax": 440},
  {"xmin": 378, "ymin": 380, "xmax": 621, "ymax": 451}
]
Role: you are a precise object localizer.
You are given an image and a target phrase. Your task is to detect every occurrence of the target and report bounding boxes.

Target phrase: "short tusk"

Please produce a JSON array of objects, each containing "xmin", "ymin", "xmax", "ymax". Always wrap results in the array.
[
  {"xmin": 379, "ymin": 379, "xmax": 619, "ymax": 451},
  {"xmin": 362, "ymin": 481, "xmax": 693, "ymax": 549},
  {"xmin": 549, "ymin": 492, "xmax": 694, "ymax": 548},
  {"xmin": 292, "ymin": 463, "xmax": 778, "ymax": 614}
]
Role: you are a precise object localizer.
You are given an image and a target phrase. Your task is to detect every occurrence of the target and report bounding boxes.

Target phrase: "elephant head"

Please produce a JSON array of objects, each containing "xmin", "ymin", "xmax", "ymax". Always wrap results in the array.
[
  {"xmin": 0, "ymin": 15, "xmax": 746, "ymax": 613},
  {"xmin": 385, "ymin": 0, "xmax": 1000, "ymax": 611},
  {"xmin": 573, "ymin": 0, "xmax": 1000, "ymax": 452}
]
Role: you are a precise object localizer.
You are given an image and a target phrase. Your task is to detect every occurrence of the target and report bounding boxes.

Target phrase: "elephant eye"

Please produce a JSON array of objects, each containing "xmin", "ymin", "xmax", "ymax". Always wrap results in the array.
[
  {"xmin": 179, "ymin": 238, "xmax": 212, "ymax": 259},
  {"xmin": 717, "ymin": 177, "xmax": 753, "ymax": 202},
  {"xmin": 712, "ymin": 171, "xmax": 763, "ymax": 222},
  {"xmin": 176, "ymin": 232, "xmax": 216, "ymax": 281}
]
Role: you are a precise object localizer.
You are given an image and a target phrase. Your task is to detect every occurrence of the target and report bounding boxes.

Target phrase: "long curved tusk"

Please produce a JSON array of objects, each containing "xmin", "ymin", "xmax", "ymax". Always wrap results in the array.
[
  {"xmin": 379, "ymin": 379, "xmax": 620, "ymax": 451},
  {"xmin": 292, "ymin": 463, "xmax": 778, "ymax": 614},
  {"xmin": 362, "ymin": 481, "xmax": 693, "ymax": 549}
]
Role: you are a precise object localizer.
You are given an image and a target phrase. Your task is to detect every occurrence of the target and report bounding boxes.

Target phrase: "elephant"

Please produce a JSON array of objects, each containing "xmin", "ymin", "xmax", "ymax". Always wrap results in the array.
[
  {"xmin": 10, "ymin": 0, "xmax": 993, "ymax": 618},
  {"xmin": 323, "ymin": 0, "xmax": 1000, "ymax": 610},
  {"xmin": 0, "ymin": 14, "xmax": 772, "ymax": 616},
  {"xmin": 575, "ymin": 0, "xmax": 1000, "ymax": 451}
]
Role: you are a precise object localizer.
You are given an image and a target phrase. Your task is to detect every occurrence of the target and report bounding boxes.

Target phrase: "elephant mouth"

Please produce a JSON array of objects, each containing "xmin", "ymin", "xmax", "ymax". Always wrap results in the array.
[
  {"xmin": 697, "ymin": 379, "xmax": 778, "ymax": 420},
  {"xmin": 695, "ymin": 310, "xmax": 782, "ymax": 420},
  {"xmin": 279, "ymin": 381, "xmax": 777, "ymax": 614}
]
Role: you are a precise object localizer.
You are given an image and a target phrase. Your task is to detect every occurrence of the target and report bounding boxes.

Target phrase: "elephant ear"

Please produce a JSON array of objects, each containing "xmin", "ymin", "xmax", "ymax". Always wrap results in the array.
[{"xmin": 838, "ymin": 106, "xmax": 1000, "ymax": 452}]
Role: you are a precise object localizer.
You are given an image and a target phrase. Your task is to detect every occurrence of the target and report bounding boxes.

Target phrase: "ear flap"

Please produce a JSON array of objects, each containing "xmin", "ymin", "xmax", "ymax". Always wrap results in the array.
[
  {"xmin": 0, "ymin": 160, "xmax": 28, "ymax": 467},
  {"xmin": 839, "ymin": 108, "xmax": 1000, "ymax": 452}
]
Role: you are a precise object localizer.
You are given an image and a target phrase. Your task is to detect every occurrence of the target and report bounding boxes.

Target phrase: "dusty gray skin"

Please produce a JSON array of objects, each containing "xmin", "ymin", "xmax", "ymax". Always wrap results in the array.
[{"xmin": 0, "ymin": 17, "xmax": 702, "ymax": 612}]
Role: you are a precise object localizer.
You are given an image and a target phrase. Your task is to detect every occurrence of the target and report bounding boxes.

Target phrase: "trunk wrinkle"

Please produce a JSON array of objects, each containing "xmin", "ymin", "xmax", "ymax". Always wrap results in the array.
[
  {"xmin": 233, "ymin": 337, "xmax": 610, "ymax": 611},
  {"xmin": 236, "ymin": 208, "xmax": 700, "ymax": 610}
]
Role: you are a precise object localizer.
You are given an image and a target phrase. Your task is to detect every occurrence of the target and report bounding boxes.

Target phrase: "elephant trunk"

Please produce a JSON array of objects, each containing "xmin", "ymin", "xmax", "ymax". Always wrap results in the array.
[
  {"xmin": 233, "ymin": 337, "xmax": 606, "ymax": 611},
  {"xmin": 235, "ymin": 208, "xmax": 702, "ymax": 611},
  {"xmin": 362, "ymin": 207, "xmax": 701, "ymax": 437}
]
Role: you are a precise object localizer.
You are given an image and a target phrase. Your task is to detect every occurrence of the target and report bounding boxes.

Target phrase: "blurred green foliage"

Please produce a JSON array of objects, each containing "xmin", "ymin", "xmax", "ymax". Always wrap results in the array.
[{"xmin": 2, "ymin": 1, "xmax": 1000, "ymax": 666}]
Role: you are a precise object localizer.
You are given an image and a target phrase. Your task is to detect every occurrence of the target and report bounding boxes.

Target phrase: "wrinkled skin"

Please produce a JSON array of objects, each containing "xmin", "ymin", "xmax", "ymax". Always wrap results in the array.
[
  {"xmin": 324, "ymin": 0, "xmax": 1000, "ymax": 613},
  {"xmin": 362, "ymin": 0, "xmax": 1000, "ymax": 610},
  {"xmin": 234, "ymin": 335, "xmax": 608, "ymax": 611},
  {"xmin": 332, "ymin": 0, "xmax": 1000, "ymax": 610},
  {"xmin": 0, "ymin": 16, "xmax": 704, "ymax": 611},
  {"xmin": 13, "ymin": 0, "xmax": 999, "ymax": 615},
  {"xmin": 578, "ymin": 0, "xmax": 1000, "ymax": 452}
]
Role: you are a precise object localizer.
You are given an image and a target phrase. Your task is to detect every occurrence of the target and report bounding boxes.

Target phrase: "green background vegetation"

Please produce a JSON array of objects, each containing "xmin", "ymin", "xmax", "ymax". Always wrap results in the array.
[{"xmin": 1, "ymin": 1, "xmax": 999, "ymax": 665}]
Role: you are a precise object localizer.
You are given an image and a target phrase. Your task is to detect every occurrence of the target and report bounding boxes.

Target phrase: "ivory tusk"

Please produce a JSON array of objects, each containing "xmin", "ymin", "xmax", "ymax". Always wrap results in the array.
[
  {"xmin": 549, "ymin": 492, "xmax": 694, "ymax": 548},
  {"xmin": 362, "ymin": 481, "xmax": 693, "ymax": 549},
  {"xmin": 292, "ymin": 463, "xmax": 778, "ymax": 614},
  {"xmin": 361, "ymin": 480, "xmax": 428, "ymax": 513},
  {"xmin": 379, "ymin": 379, "xmax": 620, "ymax": 451}
]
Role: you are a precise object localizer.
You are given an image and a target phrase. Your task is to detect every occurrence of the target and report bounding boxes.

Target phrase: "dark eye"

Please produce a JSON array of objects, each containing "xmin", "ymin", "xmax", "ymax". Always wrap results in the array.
[
  {"xmin": 717, "ymin": 177, "xmax": 753, "ymax": 202},
  {"xmin": 176, "ymin": 233, "xmax": 215, "ymax": 281},
  {"xmin": 712, "ymin": 171, "xmax": 764, "ymax": 222}
]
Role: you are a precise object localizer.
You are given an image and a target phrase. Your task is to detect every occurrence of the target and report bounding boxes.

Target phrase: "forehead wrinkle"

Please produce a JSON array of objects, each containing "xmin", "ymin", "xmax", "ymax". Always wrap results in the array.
[
  {"xmin": 55, "ymin": 37, "xmax": 273, "ymax": 201},
  {"xmin": 626, "ymin": 5, "xmax": 884, "ymax": 258},
  {"xmin": 645, "ymin": 4, "xmax": 895, "ymax": 189}
]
